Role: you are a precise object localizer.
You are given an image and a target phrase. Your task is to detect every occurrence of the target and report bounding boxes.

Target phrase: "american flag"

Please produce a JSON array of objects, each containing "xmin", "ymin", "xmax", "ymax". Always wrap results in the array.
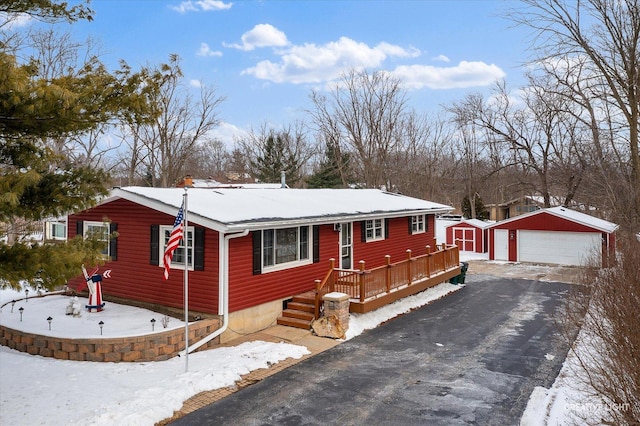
[{"xmin": 163, "ymin": 201, "xmax": 185, "ymax": 280}]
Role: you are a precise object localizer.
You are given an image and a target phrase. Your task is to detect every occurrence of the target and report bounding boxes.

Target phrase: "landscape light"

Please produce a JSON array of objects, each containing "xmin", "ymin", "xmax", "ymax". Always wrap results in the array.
[
  {"xmin": 151, "ymin": 318, "xmax": 156, "ymax": 331},
  {"xmin": 25, "ymin": 288, "xmax": 29, "ymax": 301},
  {"xmin": 10, "ymin": 300, "xmax": 15, "ymax": 313},
  {"xmin": 98, "ymin": 321, "xmax": 104, "ymax": 335},
  {"xmin": 47, "ymin": 316, "xmax": 52, "ymax": 330},
  {"xmin": 19, "ymin": 307, "xmax": 24, "ymax": 321}
]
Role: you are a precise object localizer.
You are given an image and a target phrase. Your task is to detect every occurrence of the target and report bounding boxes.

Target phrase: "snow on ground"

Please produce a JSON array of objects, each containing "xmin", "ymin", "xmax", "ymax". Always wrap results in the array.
[
  {"xmin": 520, "ymin": 333, "xmax": 611, "ymax": 426},
  {"xmin": 0, "ymin": 279, "xmax": 463, "ymax": 426},
  {"xmin": 0, "ymin": 259, "xmax": 597, "ymax": 426}
]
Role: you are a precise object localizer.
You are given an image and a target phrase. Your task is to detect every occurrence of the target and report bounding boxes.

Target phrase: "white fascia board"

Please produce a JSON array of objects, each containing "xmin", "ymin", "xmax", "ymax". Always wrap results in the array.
[{"xmin": 222, "ymin": 207, "xmax": 454, "ymax": 232}]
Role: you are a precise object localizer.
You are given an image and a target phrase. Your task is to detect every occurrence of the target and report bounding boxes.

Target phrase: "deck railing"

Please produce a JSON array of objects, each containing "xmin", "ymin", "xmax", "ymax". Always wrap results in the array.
[{"xmin": 315, "ymin": 244, "xmax": 460, "ymax": 316}]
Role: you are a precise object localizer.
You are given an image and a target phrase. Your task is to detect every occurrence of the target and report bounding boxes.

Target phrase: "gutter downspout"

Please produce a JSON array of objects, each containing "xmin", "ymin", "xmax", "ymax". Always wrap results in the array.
[{"xmin": 183, "ymin": 229, "xmax": 249, "ymax": 354}]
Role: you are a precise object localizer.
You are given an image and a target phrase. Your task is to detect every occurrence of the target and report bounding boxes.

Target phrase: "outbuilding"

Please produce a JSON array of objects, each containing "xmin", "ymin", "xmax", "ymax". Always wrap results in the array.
[
  {"xmin": 488, "ymin": 206, "xmax": 618, "ymax": 267},
  {"xmin": 445, "ymin": 219, "xmax": 490, "ymax": 253}
]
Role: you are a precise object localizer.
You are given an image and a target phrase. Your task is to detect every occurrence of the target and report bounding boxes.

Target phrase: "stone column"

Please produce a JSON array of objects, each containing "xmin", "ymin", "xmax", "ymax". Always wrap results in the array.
[{"xmin": 312, "ymin": 292, "xmax": 350, "ymax": 339}]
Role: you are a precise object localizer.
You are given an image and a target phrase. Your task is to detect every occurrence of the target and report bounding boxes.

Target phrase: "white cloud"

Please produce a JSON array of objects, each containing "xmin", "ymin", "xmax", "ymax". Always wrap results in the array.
[
  {"xmin": 391, "ymin": 61, "xmax": 506, "ymax": 90},
  {"xmin": 432, "ymin": 54, "xmax": 450, "ymax": 63},
  {"xmin": 224, "ymin": 24, "xmax": 289, "ymax": 51},
  {"xmin": 242, "ymin": 36, "xmax": 419, "ymax": 84},
  {"xmin": 171, "ymin": 0, "xmax": 232, "ymax": 13},
  {"xmin": 197, "ymin": 42, "xmax": 222, "ymax": 57},
  {"xmin": 209, "ymin": 122, "xmax": 248, "ymax": 149},
  {"xmin": 190, "ymin": 79, "xmax": 203, "ymax": 88},
  {"xmin": 0, "ymin": 12, "xmax": 32, "ymax": 29}
]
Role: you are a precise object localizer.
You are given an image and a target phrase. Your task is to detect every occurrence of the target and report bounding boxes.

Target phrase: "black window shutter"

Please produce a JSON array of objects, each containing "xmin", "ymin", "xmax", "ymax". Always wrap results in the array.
[
  {"xmin": 385, "ymin": 218, "xmax": 390, "ymax": 239},
  {"xmin": 150, "ymin": 225, "xmax": 159, "ymax": 266},
  {"xmin": 194, "ymin": 227, "xmax": 205, "ymax": 271},
  {"xmin": 252, "ymin": 231, "xmax": 262, "ymax": 275},
  {"xmin": 76, "ymin": 220, "xmax": 84, "ymax": 237},
  {"xmin": 313, "ymin": 225, "xmax": 320, "ymax": 263},
  {"xmin": 408, "ymin": 216, "xmax": 413, "ymax": 234},
  {"xmin": 109, "ymin": 223, "xmax": 118, "ymax": 261},
  {"xmin": 361, "ymin": 221, "xmax": 367, "ymax": 242},
  {"xmin": 425, "ymin": 215, "xmax": 429, "ymax": 231}
]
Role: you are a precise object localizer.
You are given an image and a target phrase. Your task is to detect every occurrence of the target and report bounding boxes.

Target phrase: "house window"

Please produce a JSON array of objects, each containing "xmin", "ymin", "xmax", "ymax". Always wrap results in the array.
[
  {"xmin": 160, "ymin": 225, "xmax": 194, "ymax": 270},
  {"xmin": 83, "ymin": 221, "xmax": 111, "ymax": 257},
  {"xmin": 365, "ymin": 219, "xmax": 385, "ymax": 241},
  {"xmin": 262, "ymin": 226, "xmax": 311, "ymax": 270},
  {"xmin": 411, "ymin": 215, "xmax": 426, "ymax": 234},
  {"xmin": 48, "ymin": 222, "xmax": 66, "ymax": 240}
]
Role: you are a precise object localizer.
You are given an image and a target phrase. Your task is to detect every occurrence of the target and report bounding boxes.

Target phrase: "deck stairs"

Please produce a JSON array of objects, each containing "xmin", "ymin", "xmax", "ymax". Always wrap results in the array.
[{"xmin": 276, "ymin": 291, "xmax": 316, "ymax": 329}]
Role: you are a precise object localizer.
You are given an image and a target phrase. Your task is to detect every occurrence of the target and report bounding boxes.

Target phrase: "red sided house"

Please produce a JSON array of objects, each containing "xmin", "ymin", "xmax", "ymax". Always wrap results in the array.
[
  {"xmin": 488, "ymin": 206, "xmax": 618, "ymax": 267},
  {"xmin": 445, "ymin": 219, "xmax": 491, "ymax": 253},
  {"xmin": 68, "ymin": 187, "xmax": 461, "ymax": 344}
]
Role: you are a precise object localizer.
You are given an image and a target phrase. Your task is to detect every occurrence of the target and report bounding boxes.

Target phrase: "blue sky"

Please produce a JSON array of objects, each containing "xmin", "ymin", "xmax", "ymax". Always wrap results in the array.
[{"xmin": 39, "ymin": 0, "xmax": 531, "ymax": 145}]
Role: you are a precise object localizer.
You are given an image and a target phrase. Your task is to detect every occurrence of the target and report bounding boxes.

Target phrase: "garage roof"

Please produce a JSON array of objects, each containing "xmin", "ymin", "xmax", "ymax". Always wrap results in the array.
[{"xmin": 491, "ymin": 206, "xmax": 618, "ymax": 233}]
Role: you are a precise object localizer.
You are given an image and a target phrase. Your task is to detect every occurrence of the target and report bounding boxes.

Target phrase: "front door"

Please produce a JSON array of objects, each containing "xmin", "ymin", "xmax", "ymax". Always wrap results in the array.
[{"xmin": 339, "ymin": 222, "xmax": 353, "ymax": 269}]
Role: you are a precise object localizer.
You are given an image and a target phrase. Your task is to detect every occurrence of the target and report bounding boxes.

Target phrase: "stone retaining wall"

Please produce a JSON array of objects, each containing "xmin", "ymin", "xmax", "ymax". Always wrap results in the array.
[{"xmin": 0, "ymin": 318, "xmax": 221, "ymax": 362}]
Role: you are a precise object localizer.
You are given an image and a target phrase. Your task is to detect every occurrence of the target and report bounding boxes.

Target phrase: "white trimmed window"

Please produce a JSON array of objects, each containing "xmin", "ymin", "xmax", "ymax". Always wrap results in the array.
[
  {"xmin": 84, "ymin": 221, "xmax": 111, "ymax": 256},
  {"xmin": 365, "ymin": 219, "xmax": 385, "ymax": 242},
  {"xmin": 411, "ymin": 215, "xmax": 426, "ymax": 234},
  {"xmin": 262, "ymin": 226, "xmax": 311, "ymax": 271},
  {"xmin": 160, "ymin": 226, "xmax": 195, "ymax": 270},
  {"xmin": 47, "ymin": 222, "xmax": 67, "ymax": 240}
]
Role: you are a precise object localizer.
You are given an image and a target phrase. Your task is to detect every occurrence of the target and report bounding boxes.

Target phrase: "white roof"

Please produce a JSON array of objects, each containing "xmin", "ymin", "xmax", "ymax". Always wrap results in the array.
[
  {"xmin": 106, "ymin": 187, "xmax": 453, "ymax": 232},
  {"xmin": 491, "ymin": 206, "xmax": 618, "ymax": 233},
  {"xmin": 461, "ymin": 219, "xmax": 492, "ymax": 229}
]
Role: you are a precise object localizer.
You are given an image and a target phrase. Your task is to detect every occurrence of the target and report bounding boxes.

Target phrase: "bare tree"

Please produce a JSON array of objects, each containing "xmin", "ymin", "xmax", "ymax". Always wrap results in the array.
[
  {"xmin": 510, "ymin": 0, "xmax": 640, "ymax": 228},
  {"xmin": 388, "ymin": 111, "xmax": 458, "ymax": 201},
  {"xmin": 119, "ymin": 55, "xmax": 224, "ymax": 187},
  {"xmin": 308, "ymin": 69, "xmax": 409, "ymax": 189},
  {"xmin": 450, "ymin": 78, "xmax": 590, "ymax": 209},
  {"xmin": 184, "ymin": 138, "xmax": 230, "ymax": 178}
]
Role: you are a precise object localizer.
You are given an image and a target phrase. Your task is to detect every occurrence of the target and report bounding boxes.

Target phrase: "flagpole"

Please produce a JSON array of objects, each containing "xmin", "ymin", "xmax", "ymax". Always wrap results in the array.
[{"xmin": 183, "ymin": 187, "xmax": 189, "ymax": 373}]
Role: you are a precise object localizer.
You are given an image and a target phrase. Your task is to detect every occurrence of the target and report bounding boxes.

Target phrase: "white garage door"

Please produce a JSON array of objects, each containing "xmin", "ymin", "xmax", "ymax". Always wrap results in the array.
[{"xmin": 518, "ymin": 230, "xmax": 601, "ymax": 266}]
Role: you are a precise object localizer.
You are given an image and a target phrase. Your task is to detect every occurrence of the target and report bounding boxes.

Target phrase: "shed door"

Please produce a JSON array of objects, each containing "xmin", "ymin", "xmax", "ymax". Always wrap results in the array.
[
  {"xmin": 493, "ymin": 230, "xmax": 509, "ymax": 261},
  {"xmin": 518, "ymin": 230, "xmax": 601, "ymax": 266},
  {"xmin": 453, "ymin": 228, "xmax": 475, "ymax": 252}
]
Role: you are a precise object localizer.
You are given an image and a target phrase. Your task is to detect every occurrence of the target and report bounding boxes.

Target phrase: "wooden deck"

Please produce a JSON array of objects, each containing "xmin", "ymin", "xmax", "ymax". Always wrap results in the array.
[{"xmin": 315, "ymin": 244, "xmax": 461, "ymax": 315}]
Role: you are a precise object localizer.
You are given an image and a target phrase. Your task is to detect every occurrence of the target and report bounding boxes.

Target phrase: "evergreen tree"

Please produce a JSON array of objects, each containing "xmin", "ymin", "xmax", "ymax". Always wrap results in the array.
[
  {"xmin": 306, "ymin": 140, "xmax": 351, "ymax": 188},
  {"xmin": 250, "ymin": 133, "xmax": 302, "ymax": 186},
  {"xmin": 0, "ymin": 1, "xmax": 148, "ymax": 289},
  {"xmin": 461, "ymin": 193, "xmax": 489, "ymax": 220}
]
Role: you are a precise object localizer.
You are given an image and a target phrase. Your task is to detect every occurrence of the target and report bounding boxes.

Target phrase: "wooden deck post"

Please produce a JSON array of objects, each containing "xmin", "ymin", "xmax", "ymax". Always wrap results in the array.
[
  {"xmin": 406, "ymin": 249, "xmax": 412, "ymax": 285},
  {"xmin": 328, "ymin": 258, "xmax": 335, "ymax": 291},
  {"xmin": 385, "ymin": 255, "xmax": 391, "ymax": 293},
  {"xmin": 314, "ymin": 279, "xmax": 322, "ymax": 319},
  {"xmin": 425, "ymin": 246, "xmax": 431, "ymax": 277},
  {"xmin": 359, "ymin": 260, "xmax": 366, "ymax": 302}
]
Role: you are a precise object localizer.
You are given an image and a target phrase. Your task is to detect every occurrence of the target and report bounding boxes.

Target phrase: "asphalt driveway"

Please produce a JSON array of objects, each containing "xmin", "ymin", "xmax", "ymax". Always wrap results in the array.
[{"xmin": 171, "ymin": 274, "xmax": 573, "ymax": 425}]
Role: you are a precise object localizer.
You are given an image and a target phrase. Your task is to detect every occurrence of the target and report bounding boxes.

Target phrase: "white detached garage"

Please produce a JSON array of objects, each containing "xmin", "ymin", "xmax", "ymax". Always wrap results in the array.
[{"xmin": 488, "ymin": 206, "xmax": 618, "ymax": 267}]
